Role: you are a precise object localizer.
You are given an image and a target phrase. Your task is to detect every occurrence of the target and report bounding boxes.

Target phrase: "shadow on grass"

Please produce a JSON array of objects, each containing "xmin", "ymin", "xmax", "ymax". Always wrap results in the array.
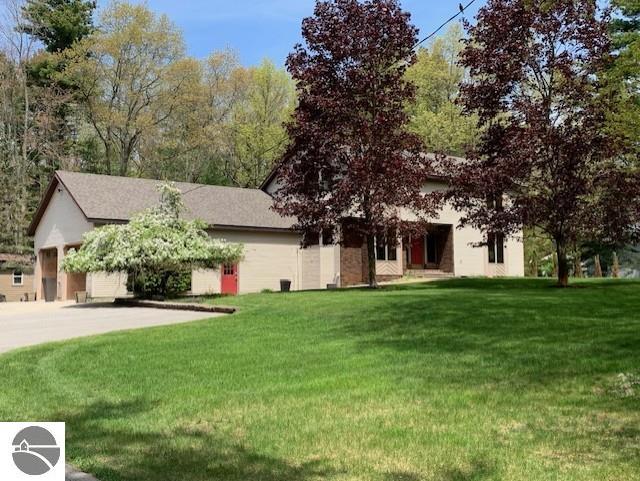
[
  {"xmin": 382, "ymin": 277, "xmax": 636, "ymax": 291},
  {"xmin": 52, "ymin": 398, "xmax": 336, "ymax": 481},
  {"xmin": 332, "ymin": 278, "xmax": 640, "ymax": 388},
  {"xmin": 437, "ymin": 458, "xmax": 497, "ymax": 481},
  {"xmin": 384, "ymin": 458, "xmax": 497, "ymax": 481}
]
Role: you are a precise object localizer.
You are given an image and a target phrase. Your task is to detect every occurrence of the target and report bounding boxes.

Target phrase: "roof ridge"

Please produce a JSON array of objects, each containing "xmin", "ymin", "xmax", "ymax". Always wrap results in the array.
[
  {"xmin": 55, "ymin": 170, "xmax": 266, "ymax": 194},
  {"xmin": 26, "ymin": 170, "xmax": 296, "ymax": 234}
]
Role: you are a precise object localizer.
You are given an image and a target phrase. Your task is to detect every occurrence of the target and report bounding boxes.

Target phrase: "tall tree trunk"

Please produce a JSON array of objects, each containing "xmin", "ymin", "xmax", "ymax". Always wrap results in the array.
[
  {"xmin": 120, "ymin": 142, "xmax": 130, "ymax": 177},
  {"xmin": 366, "ymin": 233, "xmax": 377, "ymax": 288},
  {"xmin": 594, "ymin": 255, "xmax": 603, "ymax": 278},
  {"xmin": 555, "ymin": 240, "xmax": 569, "ymax": 287},
  {"xmin": 16, "ymin": 63, "xmax": 29, "ymax": 250},
  {"xmin": 612, "ymin": 252, "xmax": 620, "ymax": 278},
  {"xmin": 574, "ymin": 255, "xmax": 583, "ymax": 278},
  {"xmin": 573, "ymin": 246, "xmax": 582, "ymax": 278}
]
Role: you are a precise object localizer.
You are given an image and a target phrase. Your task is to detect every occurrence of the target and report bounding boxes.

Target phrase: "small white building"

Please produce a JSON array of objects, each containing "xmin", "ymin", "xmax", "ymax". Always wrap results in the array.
[{"xmin": 27, "ymin": 170, "xmax": 524, "ymax": 301}]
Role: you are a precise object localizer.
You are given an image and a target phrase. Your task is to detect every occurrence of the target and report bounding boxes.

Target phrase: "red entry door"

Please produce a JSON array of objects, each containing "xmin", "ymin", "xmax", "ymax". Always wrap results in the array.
[
  {"xmin": 221, "ymin": 264, "xmax": 239, "ymax": 295},
  {"xmin": 411, "ymin": 236, "xmax": 424, "ymax": 265}
]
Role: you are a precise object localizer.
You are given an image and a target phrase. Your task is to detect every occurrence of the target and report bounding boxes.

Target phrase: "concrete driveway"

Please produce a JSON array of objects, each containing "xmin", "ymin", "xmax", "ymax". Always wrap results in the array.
[{"xmin": 0, "ymin": 302, "xmax": 221, "ymax": 354}]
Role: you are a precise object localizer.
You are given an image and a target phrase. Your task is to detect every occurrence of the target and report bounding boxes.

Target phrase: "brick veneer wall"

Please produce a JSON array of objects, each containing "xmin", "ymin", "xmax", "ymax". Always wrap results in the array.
[
  {"xmin": 340, "ymin": 221, "xmax": 365, "ymax": 286},
  {"xmin": 361, "ymin": 240, "xmax": 369, "ymax": 283},
  {"xmin": 341, "ymin": 245, "xmax": 365, "ymax": 286},
  {"xmin": 339, "ymin": 221, "xmax": 403, "ymax": 285}
]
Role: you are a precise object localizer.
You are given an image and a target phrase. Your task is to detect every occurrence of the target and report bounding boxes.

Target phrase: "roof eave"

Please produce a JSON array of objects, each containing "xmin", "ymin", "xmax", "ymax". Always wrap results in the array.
[
  {"xmin": 86, "ymin": 219, "xmax": 297, "ymax": 233},
  {"xmin": 208, "ymin": 224, "xmax": 297, "ymax": 233},
  {"xmin": 259, "ymin": 165, "xmax": 280, "ymax": 192},
  {"xmin": 26, "ymin": 174, "xmax": 60, "ymax": 236},
  {"xmin": 27, "ymin": 172, "xmax": 92, "ymax": 237}
]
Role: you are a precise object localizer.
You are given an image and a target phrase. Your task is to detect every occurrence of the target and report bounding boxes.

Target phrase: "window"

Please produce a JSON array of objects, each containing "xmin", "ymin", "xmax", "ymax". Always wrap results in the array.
[
  {"xmin": 486, "ymin": 194, "xmax": 503, "ymax": 211},
  {"xmin": 487, "ymin": 233, "xmax": 505, "ymax": 264},
  {"xmin": 376, "ymin": 234, "xmax": 398, "ymax": 261},
  {"xmin": 12, "ymin": 270, "xmax": 23, "ymax": 286},
  {"xmin": 321, "ymin": 228, "xmax": 335, "ymax": 245},
  {"xmin": 376, "ymin": 235, "xmax": 387, "ymax": 261},
  {"xmin": 387, "ymin": 241, "xmax": 397, "ymax": 261}
]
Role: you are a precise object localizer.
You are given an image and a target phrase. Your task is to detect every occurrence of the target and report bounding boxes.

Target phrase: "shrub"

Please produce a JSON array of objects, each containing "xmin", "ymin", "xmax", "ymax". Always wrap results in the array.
[{"xmin": 127, "ymin": 270, "xmax": 192, "ymax": 299}]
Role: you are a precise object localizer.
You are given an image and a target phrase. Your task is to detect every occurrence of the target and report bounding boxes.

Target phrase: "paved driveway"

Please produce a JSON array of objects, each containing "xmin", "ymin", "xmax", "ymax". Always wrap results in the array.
[{"xmin": 0, "ymin": 302, "xmax": 221, "ymax": 354}]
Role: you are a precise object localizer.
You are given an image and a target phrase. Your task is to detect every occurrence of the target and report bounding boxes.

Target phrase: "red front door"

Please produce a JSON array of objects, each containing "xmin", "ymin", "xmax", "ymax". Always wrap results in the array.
[
  {"xmin": 221, "ymin": 264, "xmax": 238, "ymax": 295},
  {"xmin": 411, "ymin": 236, "xmax": 424, "ymax": 266}
]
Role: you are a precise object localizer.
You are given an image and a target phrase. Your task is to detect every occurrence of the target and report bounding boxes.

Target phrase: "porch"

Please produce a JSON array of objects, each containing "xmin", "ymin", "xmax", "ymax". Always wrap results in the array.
[{"xmin": 403, "ymin": 224, "xmax": 454, "ymax": 276}]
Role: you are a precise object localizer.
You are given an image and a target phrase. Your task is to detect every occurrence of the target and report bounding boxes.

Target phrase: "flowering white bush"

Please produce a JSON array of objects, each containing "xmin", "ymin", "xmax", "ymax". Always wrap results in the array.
[{"xmin": 62, "ymin": 183, "xmax": 244, "ymax": 286}]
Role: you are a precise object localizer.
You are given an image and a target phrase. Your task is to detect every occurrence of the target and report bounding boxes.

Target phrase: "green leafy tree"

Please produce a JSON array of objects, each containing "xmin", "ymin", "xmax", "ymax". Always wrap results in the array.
[
  {"xmin": 141, "ymin": 55, "xmax": 295, "ymax": 188},
  {"xmin": 20, "ymin": 0, "xmax": 96, "ymax": 53},
  {"xmin": 138, "ymin": 50, "xmax": 242, "ymax": 184},
  {"xmin": 0, "ymin": 0, "xmax": 79, "ymax": 253},
  {"xmin": 61, "ymin": 1, "xmax": 196, "ymax": 176},
  {"xmin": 524, "ymin": 228, "xmax": 554, "ymax": 277},
  {"xmin": 405, "ymin": 24, "xmax": 477, "ymax": 156},
  {"xmin": 62, "ymin": 183, "xmax": 244, "ymax": 298},
  {"xmin": 228, "ymin": 59, "xmax": 296, "ymax": 187},
  {"xmin": 607, "ymin": 0, "xmax": 640, "ymax": 159}
]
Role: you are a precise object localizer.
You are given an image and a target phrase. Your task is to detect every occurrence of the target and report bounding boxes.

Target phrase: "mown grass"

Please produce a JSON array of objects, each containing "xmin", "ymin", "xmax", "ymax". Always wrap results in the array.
[{"xmin": 0, "ymin": 278, "xmax": 639, "ymax": 481}]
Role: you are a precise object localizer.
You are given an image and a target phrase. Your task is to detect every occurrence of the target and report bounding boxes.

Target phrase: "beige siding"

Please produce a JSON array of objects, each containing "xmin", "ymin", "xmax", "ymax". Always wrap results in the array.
[
  {"xmin": 87, "ymin": 272, "xmax": 127, "ymax": 299},
  {"xmin": 486, "ymin": 262, "xmax": 507, "ymax": 277},
  {"xmin": 266, "ymin": 178, "xmax": 523, "ymax": 279},
  {"xmin": 399, "ymin": 181, "xmax": 525, "ymax": 277},
  {"xmin": 33, "ymin": 185, "xmax": 94, "ymax": 300},
  {"xmin": 209, "ymin": 229, "xmax": 303, "ymax": 293},
  {"xmin": 33, "ymin": 185, "xmax": 133, "ymax": 300},
  {"xmin": 0, "ymin": 273, "xmax": 35, "ymax": 302},
  {"xmin": 376, "ymin": 244, "xmax": 403, "ymax": 277},
  {"xmin": 204, "ymin": 229, "xmax": 340, "ymax": 293},
  {"xmin": 483, "ymin": 235, "xmax": 525, "ymax": 277},
  {"xmin": 34, "ymin": 186, "xmax": 92, "ymax": 251},
  {"xmin": 320, "ymin": 244, "xmax": 341, "ymax": 287},
  {"xmin": 301, "ymin": 246, "xmax": 321, "ymax": 290},
  {"xmin": 506, "ymin": 236, "xmax": 525, "ymax": 276},
  {"xmin": 191, "ymin": 268, "xmax": 221, "ymax": 295}
]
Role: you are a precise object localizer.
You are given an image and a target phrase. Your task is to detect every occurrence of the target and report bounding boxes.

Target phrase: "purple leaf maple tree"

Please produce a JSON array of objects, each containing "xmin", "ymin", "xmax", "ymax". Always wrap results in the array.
[
  {"xmin": 273, "ymin": 0, "xmax": 438, "ymax": 287},
  {"xmin": 445, "ymin": 0, "xmax": 639, "ymax": 287}
]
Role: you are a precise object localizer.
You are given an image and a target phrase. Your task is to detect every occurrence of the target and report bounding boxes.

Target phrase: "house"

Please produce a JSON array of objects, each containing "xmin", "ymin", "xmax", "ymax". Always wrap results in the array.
[
  {"xmin": 0, "ymin": 253, "xmax": 35, "ymax": 302},
  {"xmin": 27, "ymin": 170, "xmax": 524, "ymax": 301}
]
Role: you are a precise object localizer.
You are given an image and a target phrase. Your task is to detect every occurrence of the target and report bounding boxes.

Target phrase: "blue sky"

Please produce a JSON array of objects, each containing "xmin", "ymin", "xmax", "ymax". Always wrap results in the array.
[{"xmin": 97, "ymin": 0, "xmax": 487, "ymax": 66}]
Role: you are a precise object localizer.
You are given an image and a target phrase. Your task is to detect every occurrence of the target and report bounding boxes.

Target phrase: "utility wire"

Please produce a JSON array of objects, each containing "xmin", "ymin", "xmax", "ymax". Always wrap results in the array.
[
  {"xmin": 414, "ymin": 0, "xmax": 477, "ymax": 50},
  {"xmin": 182, "ymin": 0, "xmax": 479, "ymax": 197}
]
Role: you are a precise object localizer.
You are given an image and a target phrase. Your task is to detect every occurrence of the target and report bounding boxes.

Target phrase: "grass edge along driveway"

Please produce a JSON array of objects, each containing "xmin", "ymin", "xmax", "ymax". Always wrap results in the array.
[{"xmin": 0, "ymin": 278, "xmax": 638, "ymax": 481}]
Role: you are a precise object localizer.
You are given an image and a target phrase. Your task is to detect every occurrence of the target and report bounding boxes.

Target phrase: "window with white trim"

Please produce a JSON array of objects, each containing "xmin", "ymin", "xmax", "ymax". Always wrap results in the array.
[
  {"xmin": 487, "ymin": 233, "xmax": 505, "ymax": 264},
  {"xmin": 375, "ymin": 234, "xmax": 398, "ymax": 261},
  {"xmin": 12, "ymin": 270, "xmax": 23, "ymax": 286}
]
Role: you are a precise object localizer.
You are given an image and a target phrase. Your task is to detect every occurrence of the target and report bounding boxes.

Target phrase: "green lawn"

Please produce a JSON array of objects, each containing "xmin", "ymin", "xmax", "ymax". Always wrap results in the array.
[{"xmin": 1, "ymin": 279, "xmax": 639, "ymax": 481}]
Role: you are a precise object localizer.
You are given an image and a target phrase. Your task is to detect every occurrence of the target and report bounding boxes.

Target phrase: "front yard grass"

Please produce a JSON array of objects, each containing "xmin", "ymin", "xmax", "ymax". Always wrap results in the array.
[{"xmin": 0, "ymin": 278, "xmax": 639, "ymax": 481}]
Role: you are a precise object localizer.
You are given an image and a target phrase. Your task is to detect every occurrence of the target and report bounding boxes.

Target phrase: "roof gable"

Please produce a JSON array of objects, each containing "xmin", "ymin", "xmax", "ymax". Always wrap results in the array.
[{"xmin": 28, "ymin": 171, "xmax": 296, "ymax": 236}]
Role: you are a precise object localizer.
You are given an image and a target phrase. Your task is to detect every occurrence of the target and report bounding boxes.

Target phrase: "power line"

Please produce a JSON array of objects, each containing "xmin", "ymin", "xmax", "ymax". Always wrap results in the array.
[
  {"xmin": 176, "ymin": 2, "xmax": 480, "ymax": 197},
  {"xmin": 414, "ymin": 0, "xmax": 477, "ymax": 50}
]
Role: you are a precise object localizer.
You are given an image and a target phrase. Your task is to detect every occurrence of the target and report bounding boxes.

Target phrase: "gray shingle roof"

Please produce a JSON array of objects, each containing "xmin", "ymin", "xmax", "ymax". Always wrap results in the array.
[{"xmin": 55, "ymin": 171, "xmax": 296, "ymax": 231}]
